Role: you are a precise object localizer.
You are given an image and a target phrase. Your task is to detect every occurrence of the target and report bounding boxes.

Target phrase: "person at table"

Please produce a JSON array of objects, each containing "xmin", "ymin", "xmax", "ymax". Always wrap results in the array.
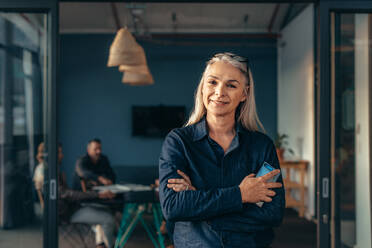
[
  {"xmin": 33, "ymin": 142, "xmax": 116, "ymax": 248},
  {"xmin": 33, "ymin": 142, "xmax": 65, "ymax": 208},
  {"xmin": 73, "ymin": 138, "xmax": 116, "ymax": 191},
  {"xmin": 159, "ymin": 52, "xmax": 285, "ymax": 248}
]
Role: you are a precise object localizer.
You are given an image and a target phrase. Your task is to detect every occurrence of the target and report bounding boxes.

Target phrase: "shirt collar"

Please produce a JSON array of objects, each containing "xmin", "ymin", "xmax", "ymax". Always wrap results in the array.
[
  {"xmin": 193, "ymin": 116, "xmax": 208, "ymax": 141},
  {"xmin": 192, "ymin": 116, "xmax": 245, "ymax": 142}
]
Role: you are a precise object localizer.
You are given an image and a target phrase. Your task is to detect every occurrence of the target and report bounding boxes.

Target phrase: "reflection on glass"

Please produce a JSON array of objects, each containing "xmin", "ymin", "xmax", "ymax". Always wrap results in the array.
[
  {"xmin": 332, "ymin": 13, "xmax": 372, "ymax": 248},
  {"xmin": 0, "ymin": 13, "xmax": 46, "ymax": 247}
]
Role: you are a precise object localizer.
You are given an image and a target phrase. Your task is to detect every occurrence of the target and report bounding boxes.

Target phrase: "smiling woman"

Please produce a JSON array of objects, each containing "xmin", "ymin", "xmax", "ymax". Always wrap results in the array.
[
  {"xmin": 202, "ymin": 61, "xmax": 247, "ymax": 120},
  {"xmin": 159, "ymin": 52, "xmax": 285, "ymax": 248},
  {"xmin": 186, "ymin": 52, "xmax": 264, "ymax": 133}
]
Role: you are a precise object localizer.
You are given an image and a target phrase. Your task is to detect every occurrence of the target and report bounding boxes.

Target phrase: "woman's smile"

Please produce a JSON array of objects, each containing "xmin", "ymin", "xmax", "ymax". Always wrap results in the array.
[{"xmin": 210, "ymin": 99, "xmax": 229, "ymax": 106}]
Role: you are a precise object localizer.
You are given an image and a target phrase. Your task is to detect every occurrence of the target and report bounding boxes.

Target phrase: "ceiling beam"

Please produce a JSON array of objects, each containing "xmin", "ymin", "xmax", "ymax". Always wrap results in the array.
[
  {"xmin": 268, "ymin": 3, "xmax": 280, "ymax": 33},
  {"xmin": 110, "ymin": 2, "xmax": 121, "ymax": 30},
  {"xmin": 143, "ymin": 33, "xmax": 280, "ymax": 39},
  {"xmin": 280, "ymin": 3, "xmax": 294, "ymax": 30}
]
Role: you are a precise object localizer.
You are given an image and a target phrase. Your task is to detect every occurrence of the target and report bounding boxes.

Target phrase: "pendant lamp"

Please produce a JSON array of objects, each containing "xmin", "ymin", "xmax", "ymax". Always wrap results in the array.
[
  {"xmin": 122, "ymin": 70, "xmax": 154, "ymax": 85},
  {"xmin": 107, "ymin": 27, "xmax": 146, "ymax": 66},
  {"xmin": 107, "ymin": 27, "xmax": 154, "ymax": 86}
]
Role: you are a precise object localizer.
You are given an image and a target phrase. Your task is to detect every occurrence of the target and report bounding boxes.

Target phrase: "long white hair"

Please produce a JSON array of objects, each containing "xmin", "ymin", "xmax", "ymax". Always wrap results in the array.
[{"xmin": 185, "ymin": 52, "xmax": 265, "ymax": 132}]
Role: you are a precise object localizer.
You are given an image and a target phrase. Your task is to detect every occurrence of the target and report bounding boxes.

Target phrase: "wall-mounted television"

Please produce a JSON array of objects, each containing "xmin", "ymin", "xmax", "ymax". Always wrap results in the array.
[{"xmin": 132, "ymin": 105, "xmax": 186, "ymax": 137}]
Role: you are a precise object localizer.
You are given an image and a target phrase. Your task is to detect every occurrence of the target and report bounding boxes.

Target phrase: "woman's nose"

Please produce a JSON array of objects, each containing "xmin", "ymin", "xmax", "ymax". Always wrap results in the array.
[{"xmin": 215, "ymin": 84, "xmax": 226, "ymax": 96}]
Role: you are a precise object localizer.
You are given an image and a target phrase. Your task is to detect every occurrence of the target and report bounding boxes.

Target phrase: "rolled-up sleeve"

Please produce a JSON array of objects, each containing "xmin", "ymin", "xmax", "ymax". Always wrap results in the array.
[{"xmin": 159, "ymin": 130, "xmax": 243, "ymax": 222}]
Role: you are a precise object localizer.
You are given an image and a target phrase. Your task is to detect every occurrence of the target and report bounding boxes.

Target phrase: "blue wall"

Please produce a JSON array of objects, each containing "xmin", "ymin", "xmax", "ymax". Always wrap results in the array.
[{"xmin": 58, "ymin": 34, "xmax": 277, "ymax": 185}]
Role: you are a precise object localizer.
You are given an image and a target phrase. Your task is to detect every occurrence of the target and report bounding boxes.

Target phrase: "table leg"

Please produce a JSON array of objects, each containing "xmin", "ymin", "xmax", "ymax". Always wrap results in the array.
[
  {"xmin": 115, "ymin": 204, "xmax": 137, "ymax": 248},
  {"xmin": 117, "ymin": 204, "xmax": 146, "ymax": 248},
  {"xmin": 140, "ymin": 217, "xmax": 159, "ymax": 248},
  {"xmin": 152, "ymin": 203, "xmax": 165, "ymax": 248}
]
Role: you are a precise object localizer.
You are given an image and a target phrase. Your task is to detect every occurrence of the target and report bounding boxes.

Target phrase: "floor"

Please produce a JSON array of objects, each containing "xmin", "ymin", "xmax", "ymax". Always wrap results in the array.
[
  {"xmin": 0, "ymin": 208, "xmax": 316, "ymax": 248},
  {"xmin": 124, "ymin": 208, "xmax": 317, "ymax": 248},
  {"xmin": 272, "ymin": 208, "xmax": 316, "ymax": 248}
]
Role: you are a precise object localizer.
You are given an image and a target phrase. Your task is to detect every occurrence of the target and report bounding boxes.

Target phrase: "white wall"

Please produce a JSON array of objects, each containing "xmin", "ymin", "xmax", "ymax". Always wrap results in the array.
[
  {"xmin": 354, "ymin": 14, "xmax": 372, "ymax": 248},
  {"xmin": 277, "ymin": 5, "xmax": 315, "ymax": 219}
]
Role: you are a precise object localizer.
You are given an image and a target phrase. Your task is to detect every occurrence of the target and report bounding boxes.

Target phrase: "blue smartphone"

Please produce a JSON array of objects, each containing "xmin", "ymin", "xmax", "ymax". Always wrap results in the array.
[
  {"xmin": 255, "ymin": 162, "xmax": 280, "ymax": 207},
  {"xmin": 256, "ymin": 162, "xmax": 280, "ymax": 182}
]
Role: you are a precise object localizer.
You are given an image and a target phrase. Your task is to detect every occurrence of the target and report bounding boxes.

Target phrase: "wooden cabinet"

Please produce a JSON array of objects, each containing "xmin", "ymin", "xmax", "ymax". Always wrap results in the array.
[{"xmin": 280, "ymin": 160, "xmax": 309, "ymax": 217}]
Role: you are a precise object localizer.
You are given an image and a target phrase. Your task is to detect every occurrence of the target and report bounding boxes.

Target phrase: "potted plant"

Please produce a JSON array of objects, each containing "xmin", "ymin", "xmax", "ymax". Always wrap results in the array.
[{"xmin": 274, "ymin": 133, "xmax": 294, "ymax": 162}]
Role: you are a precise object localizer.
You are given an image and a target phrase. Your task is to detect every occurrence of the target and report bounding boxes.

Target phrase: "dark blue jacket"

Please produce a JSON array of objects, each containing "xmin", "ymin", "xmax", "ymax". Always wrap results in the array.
[{"xmin": 159, "ymin": 118, "xmax": 285, "ymax": 247}]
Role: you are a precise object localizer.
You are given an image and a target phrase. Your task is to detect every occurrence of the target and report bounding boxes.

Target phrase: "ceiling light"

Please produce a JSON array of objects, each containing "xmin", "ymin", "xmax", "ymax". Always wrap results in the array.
[{"xmin": 107, "ymin": 27, "xmax": 153, "ymax": 85}]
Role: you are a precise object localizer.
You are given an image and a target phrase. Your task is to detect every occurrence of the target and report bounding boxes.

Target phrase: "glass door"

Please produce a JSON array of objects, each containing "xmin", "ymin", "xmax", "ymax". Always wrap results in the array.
[
  {"xmin": 0, "ymin": 1, "xmax": 58, "ymax": 247},
  {"xmin": 330, "ymin": 11, "xmax": 371, "ymax": 248},
  {"xmin": 318, "ymin": 1, "xmax": 372, "ymax": 248}
]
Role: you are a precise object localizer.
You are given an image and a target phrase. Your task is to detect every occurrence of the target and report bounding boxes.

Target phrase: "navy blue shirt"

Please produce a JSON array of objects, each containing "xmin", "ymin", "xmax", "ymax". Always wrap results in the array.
[
  {"xmin": 159, "ymin": 117, "xmax": 285, "ymax": 248},
  {"xmin": 73, "ymin": 154, "xmax": 116, "ymax": 190}
]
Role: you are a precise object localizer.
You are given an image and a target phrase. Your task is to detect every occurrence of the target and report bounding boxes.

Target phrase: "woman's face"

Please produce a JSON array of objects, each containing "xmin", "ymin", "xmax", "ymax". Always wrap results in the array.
[{"xmin": 202, "ymin": 61, "xmax": 247, "ymax": 118}]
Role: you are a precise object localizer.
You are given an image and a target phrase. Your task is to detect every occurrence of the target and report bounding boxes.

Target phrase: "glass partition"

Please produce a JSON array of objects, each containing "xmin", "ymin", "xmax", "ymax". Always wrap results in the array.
[
  {"xmin": 331, "ymin": 12, "xmax": 372, "ymax": 248},
  {"xmin": 0, "ymin": 12, "xmax": 47, "ymax": 247}
]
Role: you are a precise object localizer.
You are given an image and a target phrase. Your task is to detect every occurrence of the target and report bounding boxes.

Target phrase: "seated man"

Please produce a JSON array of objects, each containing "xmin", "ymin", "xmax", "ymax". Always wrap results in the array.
[
  {"xmin": 73, "ymin": 138, "xmax": 116, "ymax": 191},
  {"xmin": 33, "ymin": 142, "xmax": 116, "ymax": 248}
]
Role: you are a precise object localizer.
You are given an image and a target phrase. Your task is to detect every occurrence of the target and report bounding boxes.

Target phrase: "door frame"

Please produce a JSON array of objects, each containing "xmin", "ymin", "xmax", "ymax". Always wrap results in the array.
[
  {"xmin": 8, "ymin": 0, "xmax": 372, "ymax": 248},
  {"xmin": 0, "ymin": 0, "xmax": 58, "ymax": 247},
  {"xmin": 318, "ymin": 1, "xmax": 372, "ymax": 247}
]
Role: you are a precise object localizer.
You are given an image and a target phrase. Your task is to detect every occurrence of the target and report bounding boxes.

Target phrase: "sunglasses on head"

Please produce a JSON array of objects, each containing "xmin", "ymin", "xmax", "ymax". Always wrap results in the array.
[
  {"xmin": 213, "ymin": 52, "xmax": 249, "ymax": 64},
  {"xmin": 212, "ymin": 52, "xmax": 251, "ymax": 85}
]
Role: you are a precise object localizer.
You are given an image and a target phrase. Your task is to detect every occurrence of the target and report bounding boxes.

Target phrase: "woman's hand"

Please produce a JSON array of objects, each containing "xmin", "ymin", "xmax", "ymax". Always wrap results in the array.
[
  {"xmin": 167, "ymin": 170, "xmax": 196, "ymax": 192},
  {"xmin": 239, "ymin": 169, "xmax": 282, "ymax": 203}
]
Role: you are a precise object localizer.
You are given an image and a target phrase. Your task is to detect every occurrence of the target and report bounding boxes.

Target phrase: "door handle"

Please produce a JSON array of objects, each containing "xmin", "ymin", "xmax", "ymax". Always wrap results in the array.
[
  {"xmin": 322, "ymin": 177, "xmax": 329, "ymax": 198},
  {"xmin": 322, "ymin": 214, "xmax": 329, "ymax": 224},
  {"xmin": 50, "ymin": 179, "xmax": 56, "ymax": 200}
]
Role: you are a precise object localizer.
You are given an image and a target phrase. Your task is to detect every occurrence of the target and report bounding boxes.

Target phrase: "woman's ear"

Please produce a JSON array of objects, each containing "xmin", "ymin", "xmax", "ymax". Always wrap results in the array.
[{"xmin": 241, "ymin": 86, "xmax": 249, "ymax": 102}]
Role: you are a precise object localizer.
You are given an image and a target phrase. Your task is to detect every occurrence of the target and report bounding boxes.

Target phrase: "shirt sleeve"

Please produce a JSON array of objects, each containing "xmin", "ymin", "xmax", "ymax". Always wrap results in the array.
[
  {"xmin": 159, "ymin": 130, "xmax": 243, "ymax": 222},
  {"xmin": 59, "ymin": 185, "xmax": 99, "ymax": 202},
  {"xmin": 103, "ymin": 157, "xmax": 116, "ymax": 183},
  {"xmin": 239, "ymin": 141, "xmax": 286, "ymax": 227},
  {"xmin": 75, "ymin": 157, "xmax": 98, "ymax": 181}
]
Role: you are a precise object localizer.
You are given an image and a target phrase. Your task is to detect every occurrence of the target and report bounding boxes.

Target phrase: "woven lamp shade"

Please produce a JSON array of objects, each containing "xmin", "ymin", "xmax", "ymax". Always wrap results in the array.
[
  {"xmin": 122, "ymin": 71, "xmax": 154, "ymax": 86},
  {"xmin": 118, "ymin": 64, "xmax": 149, "ymax": 74},
  {"xmin": 107, "ymin": 27, "xmax": 146, "ymax": 67}
]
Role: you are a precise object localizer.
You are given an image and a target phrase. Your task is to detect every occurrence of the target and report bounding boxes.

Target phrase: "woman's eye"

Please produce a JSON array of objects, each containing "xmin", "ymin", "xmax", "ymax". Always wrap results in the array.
[
  {"xmin": 209, "ymin": 80, "xmax": 217, "ymax": 85},
  {"xmin": 227, "ymin": 84, "xmax": 237, "ymax": 88}
]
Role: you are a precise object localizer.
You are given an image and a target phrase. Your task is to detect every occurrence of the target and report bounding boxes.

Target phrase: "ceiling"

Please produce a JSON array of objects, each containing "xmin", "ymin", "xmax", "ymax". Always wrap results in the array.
[{"xmin": 60, "ymin": 3, "xmax": 308, "ymax": 35}]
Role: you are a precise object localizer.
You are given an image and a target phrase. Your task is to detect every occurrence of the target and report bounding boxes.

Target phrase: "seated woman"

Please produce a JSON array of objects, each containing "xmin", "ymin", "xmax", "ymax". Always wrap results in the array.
[
  {"xmin": 33, "ymin": 142, "xmax": 66, "ymax": 208},
  {"xmin": 33, "ymin": 142, "xmax": 116, "ymax": 248},
  {"xmin": 159, "ymin": 52, "xmax": 285, "ymax": 248}
]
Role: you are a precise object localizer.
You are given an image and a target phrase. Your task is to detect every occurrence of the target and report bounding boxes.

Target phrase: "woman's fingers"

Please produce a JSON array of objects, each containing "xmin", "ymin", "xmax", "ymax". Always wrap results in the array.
[
  {"xmin": 167, "ymin": 183, "xmax": 189, "ymax": 192},
  {"xmin": 261, "ymin": 169, "xmax": 280, "ymax": 181},
  {"xmin": 168, "ymin": 178, "xmax": 188, "ymax": 184},
  {"xmin": 266, "ymin": 182, "xmax": 283, "ymax": 189},
  {"xmin": 262, "ymin": 196, "xmax": 273, "ymax": 203},
  {"xmin": 177, "ymin": 170, "xmax": 192, "ymax": 184},
  {"xmin": 266, "ymin": 190, "xmax": 276, "ymax": 197},
  {"xmin": 167, "ymin": 183, "xmax": 186, "ymax": 189},
  {"xmin": 167, "ymin": 171, "xmax": 196, "ymax": 191}
]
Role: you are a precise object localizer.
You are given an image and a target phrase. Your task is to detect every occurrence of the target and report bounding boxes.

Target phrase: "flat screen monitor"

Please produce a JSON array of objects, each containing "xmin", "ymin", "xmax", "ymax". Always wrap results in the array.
[{"xmin": 132, "ymin": 105, "xmax": 186, "ymax": 137}]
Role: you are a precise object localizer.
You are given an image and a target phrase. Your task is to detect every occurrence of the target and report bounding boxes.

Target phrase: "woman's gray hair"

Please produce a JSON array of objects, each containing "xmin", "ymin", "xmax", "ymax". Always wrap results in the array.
[{"xmin": 185, "ymin": 52, "xmax": 265, "ymax": 132}]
